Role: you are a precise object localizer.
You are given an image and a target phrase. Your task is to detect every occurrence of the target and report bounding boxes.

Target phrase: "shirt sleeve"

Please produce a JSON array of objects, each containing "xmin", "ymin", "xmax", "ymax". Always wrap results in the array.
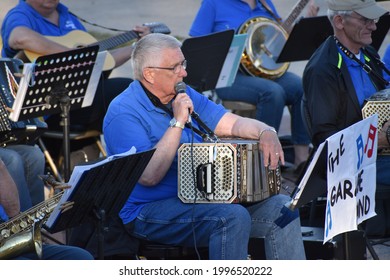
[
  {"xmin": 1, "ymin": 10, "xmax": 35, "ymax": 57},
  {"xmin": 189, "ymin": 0, "xmax": 217, "ymax": 36}
]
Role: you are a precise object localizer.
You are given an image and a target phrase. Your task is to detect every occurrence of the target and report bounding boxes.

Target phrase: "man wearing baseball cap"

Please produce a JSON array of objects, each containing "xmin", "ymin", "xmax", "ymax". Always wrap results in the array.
[
  {"xmin": 327, "ymin": 0, "xmax": 388, "ymax": 19},
  {"xmin": 303, "ymin": 0, "xmax": 390, "ymax": 238}
]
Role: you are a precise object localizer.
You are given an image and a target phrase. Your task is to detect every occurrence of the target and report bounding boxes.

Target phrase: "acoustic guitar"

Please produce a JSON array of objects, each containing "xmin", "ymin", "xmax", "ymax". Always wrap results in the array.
[
  {"xmin": 21, "ymin": 22, "xmax": 171, "ymax": 71},
  {"xmin": 238, "ymin": 0, "xmax": 310, "ymax": 79}
]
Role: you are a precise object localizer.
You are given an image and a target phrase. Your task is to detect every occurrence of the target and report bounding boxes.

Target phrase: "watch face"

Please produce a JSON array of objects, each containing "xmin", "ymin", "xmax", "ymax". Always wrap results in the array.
[{"xmin": 170, "ymin": 118, "xmax": 176, "ymax": 127}]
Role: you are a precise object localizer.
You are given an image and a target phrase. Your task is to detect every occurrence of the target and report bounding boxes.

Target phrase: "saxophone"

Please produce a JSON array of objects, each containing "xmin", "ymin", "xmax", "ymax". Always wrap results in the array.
[{"xmin": 0, "ymin": 191, "xmax": 64, "ymax": 259}]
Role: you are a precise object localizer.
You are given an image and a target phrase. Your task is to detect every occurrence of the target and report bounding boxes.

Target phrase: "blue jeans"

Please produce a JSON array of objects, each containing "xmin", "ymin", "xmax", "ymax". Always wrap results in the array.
[
  {"xmin": 14, "ymin": 244, "xmax": 94, "ymax": 260},
  {"xmin": 0, "ymin": 145, "xmax": 45, "ymax": 210},
  {"xmin": 131, "ymin": 194, "xmax": 305, "ymax": 260},
  {"xmin": 217, "ymin": 71, "xmax": 311, "ymax": 145}
]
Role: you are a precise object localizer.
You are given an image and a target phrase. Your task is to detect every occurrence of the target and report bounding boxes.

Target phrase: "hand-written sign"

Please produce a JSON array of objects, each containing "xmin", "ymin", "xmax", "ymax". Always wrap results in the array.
[{"xmin": 324, "ymin": 115, "xmax": 378, "ymax": 243}]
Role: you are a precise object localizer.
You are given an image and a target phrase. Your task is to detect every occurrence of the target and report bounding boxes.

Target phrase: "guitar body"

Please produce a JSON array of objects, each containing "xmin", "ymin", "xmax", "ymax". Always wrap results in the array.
[
  {"xmin": 24, "ymin": 30, "xmax": 116, "ymax": 71},
  {"xmin": 238, "ymin": 17, "xmax": 289, "ymax": 79}
]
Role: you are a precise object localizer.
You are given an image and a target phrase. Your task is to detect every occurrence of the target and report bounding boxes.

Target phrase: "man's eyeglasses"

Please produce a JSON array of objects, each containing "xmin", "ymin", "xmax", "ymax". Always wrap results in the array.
[
  {"xmin": 345, "ymin": 14, "xmax": 379, "ymax": 26},
  {"xmin": 147, "ymin": 60, "xmax": 187, "ymax": 74}
]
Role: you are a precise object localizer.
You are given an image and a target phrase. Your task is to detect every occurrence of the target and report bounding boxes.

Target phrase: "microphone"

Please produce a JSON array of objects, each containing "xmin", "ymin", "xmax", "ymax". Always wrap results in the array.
[
  {"xmin": 174, "ymin": 81, "xmax": 187, "ymax": 94},
  {"xmin": 174, "ymin": 82, "xmax": 191, "ymax": 123}
]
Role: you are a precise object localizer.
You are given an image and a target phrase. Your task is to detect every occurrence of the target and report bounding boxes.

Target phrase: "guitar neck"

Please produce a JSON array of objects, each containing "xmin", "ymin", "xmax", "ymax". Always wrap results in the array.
[
  {"xmin": 90, "ymin": 31, "xmax": 139, "ymax": 51},
  {"xmin": 281, "ymin": 0, "xmax": 310, "ymax": 34}
]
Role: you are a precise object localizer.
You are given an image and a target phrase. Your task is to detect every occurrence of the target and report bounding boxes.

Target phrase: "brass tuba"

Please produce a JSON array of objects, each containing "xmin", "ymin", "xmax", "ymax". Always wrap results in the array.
[{"xmin": 0, "ymin": 191, "xmax": 63, "ymax": 259}]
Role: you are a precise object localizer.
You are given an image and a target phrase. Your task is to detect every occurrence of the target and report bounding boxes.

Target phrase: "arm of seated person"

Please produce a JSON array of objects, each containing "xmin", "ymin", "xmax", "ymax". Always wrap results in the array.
[
  {"xmin": 9, "ymin": 26, "xmax": 71, "ymax": 59},
  {"xmin": 109, "ymin": 25, "xmax": 151, "ymax": 68},
  {"xmin": 305, "ymin": 0, "xmax": 320, "ymax": 17}
]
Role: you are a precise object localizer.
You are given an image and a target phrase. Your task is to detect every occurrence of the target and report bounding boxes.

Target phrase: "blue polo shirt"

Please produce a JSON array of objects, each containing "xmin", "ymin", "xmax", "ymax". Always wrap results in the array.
[
  {"xmin": 338, "ymin": 49, "xmax": 378, "ymax": 107},
  {"xmin": 103, "ymin": 81, "xmax": 227, "ymax": 223},
  {"xmin": 1, "ymin": 1, "xmax": 86, "ymax": 58},
  {"xmin": 189, "ymin": 0, "xmax": 280, "ymax": 36}
]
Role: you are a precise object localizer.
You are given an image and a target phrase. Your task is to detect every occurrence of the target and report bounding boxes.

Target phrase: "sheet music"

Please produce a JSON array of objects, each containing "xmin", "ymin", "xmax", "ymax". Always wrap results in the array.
[
  {"xmin": 286, "ymin": 141, "xmax": 326, "ymax": 210},
  {"xmin": 82, "ymin": 51, "xmax": 107, "ymax": 108},
  {"xmin": 9, "ymin": 63, "xmax": 34, "ymax": 122},
  {"xmin": 216, "ymin": 34, "xmax": 247, "ymax": 89},
  {"xmin": 45, "ymin": 146, "xmax": 137, "ymax": 228}
]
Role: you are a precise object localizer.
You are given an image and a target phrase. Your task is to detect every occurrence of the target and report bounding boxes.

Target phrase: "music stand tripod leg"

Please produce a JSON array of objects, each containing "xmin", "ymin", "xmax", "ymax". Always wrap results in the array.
[
  {"xmin": 46, "ymin": 87, "xmax": 72, "ymax": 182},
  {"xmin": 94, "ymin": 208, "xmax": 107, "ymax": 260}
]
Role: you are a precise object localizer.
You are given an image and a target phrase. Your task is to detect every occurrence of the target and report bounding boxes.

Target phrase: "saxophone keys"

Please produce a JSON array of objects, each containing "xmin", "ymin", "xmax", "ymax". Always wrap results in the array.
[
  {"xmin": 19, "ymin": 220, "xmax": 28, "ymax": 229},
  {"xmin": 1, "ymin": 229, "xmax": 11, "ymax": 238},
  {"xmin": 35, "ymin": 211, "xmax": 45, "ymax": 220},
  {"xmin": 26, "ymin": 214, "xmax": 35, "ymax": 223},
  {"xmin": 10, "ymin": 224, "xmax": 20, "ymax": 234}
]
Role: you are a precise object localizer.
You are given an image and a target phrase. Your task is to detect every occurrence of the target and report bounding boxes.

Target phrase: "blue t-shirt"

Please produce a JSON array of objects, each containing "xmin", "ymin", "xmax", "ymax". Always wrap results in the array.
[
  {"xmin": 1, "ymin": 1, "xmax": 86, "ymax": 58},
  {"xmin": 103, "ymin": 81, "xmax": 227, "ymax": 224},
  {"xmin": 189, "ymin": 0, "xmax": 280, "ymax": 36}
]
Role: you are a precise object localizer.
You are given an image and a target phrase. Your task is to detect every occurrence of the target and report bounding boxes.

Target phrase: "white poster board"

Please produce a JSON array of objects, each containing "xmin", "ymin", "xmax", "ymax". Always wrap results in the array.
[{"xmin": 324, "ymin": 115, "xmax": 378, "ymax": 243}]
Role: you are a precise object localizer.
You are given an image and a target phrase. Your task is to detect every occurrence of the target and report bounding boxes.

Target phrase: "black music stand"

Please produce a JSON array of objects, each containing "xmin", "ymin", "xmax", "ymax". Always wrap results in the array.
[
  {"xmin": 44, "ymin": 148, "xmax": 155, "ymax": 260},
  {"xmin": 277, "ymin": 16, "xmax": 332, "ymax": 63},
  {"xmin": 372, "ymin": 14, "xmax": 390, "ymax": 52},
  {"xmin": 9, "ymin": 46, "xmax": 104, "ymax": 181},
  {"xmin": 287, "ymin": 142, "xmax": 328, "ymax": 211},
  {"xmin": 182, "ymin": 29, "xmax": 234, "ymax": 92},
  {"xmin": 277, "ymin": 14, "xmax": 390, "ymax": 63}
]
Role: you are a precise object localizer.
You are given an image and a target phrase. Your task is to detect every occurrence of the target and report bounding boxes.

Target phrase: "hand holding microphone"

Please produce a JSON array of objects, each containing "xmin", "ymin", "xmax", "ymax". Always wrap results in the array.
[{"xmin": 174, "ymin": 82, "xmax": 192, "ymax": 123}]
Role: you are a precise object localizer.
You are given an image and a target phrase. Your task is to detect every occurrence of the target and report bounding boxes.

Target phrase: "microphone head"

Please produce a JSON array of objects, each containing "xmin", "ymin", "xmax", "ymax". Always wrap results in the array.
[{"xmin": 174, "ymin": 81, "xmax": 186, "ymax": 94}]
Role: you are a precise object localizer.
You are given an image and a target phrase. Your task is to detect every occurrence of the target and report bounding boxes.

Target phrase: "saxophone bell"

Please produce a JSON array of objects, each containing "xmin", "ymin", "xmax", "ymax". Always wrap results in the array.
[{"xmin": 0, "ymin": 222, "xmax": 42, "ymax": 260}]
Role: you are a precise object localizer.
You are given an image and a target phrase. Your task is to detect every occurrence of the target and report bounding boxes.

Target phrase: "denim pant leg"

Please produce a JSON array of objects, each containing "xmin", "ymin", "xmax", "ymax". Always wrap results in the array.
[
  {"xmin": 216, "ymin": 72, "xmax": 285, "ymax": 130},
  {"xmin": 6, "ymin": 145, "xmax": 45, "ymax": 206},
  {"xmin": 132, "ymin": 197, "xmax": 252, "ymax": 260},
  {"xmin": 14, "ymin": 244, "xmax": 94, "ymax": 260},
  {"xmin": 275, "ymin": 72, "xmax": 311, "ymax": 145},
  {"xmin": 0, "ymin": 147, "xmax": 32, "ymax": 210},
  {"xmin": 246, "ymin": 194, "xmax": 306, "ymax": 260}
]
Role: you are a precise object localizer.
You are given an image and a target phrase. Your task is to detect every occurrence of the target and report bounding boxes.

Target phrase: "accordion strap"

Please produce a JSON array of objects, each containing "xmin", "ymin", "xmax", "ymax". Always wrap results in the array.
[{"xmin": 333, "ymin": 36, "xmax": 389, "ymax": 87}]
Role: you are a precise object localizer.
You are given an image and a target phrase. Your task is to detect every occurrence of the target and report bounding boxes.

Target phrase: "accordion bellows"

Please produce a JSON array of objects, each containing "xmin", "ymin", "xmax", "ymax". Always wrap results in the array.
[
  {"xmin": 362, "ymin": 89, "xmax": 390, "ymax": 154},
  {"xmin": 177, "ymin": 140, "xmax": 281, "ymax": 203}
]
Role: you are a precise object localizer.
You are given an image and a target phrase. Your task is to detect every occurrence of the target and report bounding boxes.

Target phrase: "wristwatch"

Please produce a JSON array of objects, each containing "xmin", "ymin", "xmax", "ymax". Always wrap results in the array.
[{"xmin": 169, "ymin": 118, "xmax": 184, "ymax": 129}]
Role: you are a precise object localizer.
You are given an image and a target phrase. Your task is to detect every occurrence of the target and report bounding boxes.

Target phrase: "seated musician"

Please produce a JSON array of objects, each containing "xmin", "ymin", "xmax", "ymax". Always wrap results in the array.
[
  {"xmin": 0, "ymin": 159, "xmax": 93, "ymax": 260},
  {"xmin": 103, "ymin": 33, "xmax": 306, "ymax": 260},
  {"xmin": 188, "ymin": 0, "xmax": 320, "ymax": 172},
  {"xmin": 302, "ymin": 0, "xmax": 390, "ymax": 236},
  {"xmin": 1, "ymin": 0, "xmax": 151, "ymax": 160}
]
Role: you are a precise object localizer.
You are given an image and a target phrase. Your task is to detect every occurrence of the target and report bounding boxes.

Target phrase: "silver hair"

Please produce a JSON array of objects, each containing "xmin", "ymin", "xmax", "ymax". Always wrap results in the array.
[
  {"xmin": 327, "ymin": 9, "xmax": 353, "ymax": 23},
  {"xmin": 131, "ymin": 33, "xmax": 182, "ymax": 80}
]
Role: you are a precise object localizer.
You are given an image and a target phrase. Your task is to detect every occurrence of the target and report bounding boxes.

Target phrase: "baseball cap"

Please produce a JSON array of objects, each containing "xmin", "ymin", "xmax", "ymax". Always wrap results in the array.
[{"xmin": 327, "ymin": 0, "xmax": 388, "ymax": 19}]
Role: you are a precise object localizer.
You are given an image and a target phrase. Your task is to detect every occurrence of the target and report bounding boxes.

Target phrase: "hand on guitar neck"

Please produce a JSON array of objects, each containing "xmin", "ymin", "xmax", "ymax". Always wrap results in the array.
[
  {"xmin": 18, "ymin": 22, "xmax": 171, "ymax": 72},
  {"xmin": 305, "ymin": 0, "xmax": 320, "ymax": 18}
]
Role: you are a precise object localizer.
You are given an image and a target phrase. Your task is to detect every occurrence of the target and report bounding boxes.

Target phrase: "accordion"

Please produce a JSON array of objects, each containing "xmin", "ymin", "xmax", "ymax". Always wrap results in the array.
[
  {"xmin": 0, "ymin": 58, "xmax": 47, "ymax": 146},
  {"xmin": 362, "ymin": 89, "xmax": 390, "ymax": 154},
  {"xmin": 177, "ymin": 140, "xmax": 281, "ymax": 204}
]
